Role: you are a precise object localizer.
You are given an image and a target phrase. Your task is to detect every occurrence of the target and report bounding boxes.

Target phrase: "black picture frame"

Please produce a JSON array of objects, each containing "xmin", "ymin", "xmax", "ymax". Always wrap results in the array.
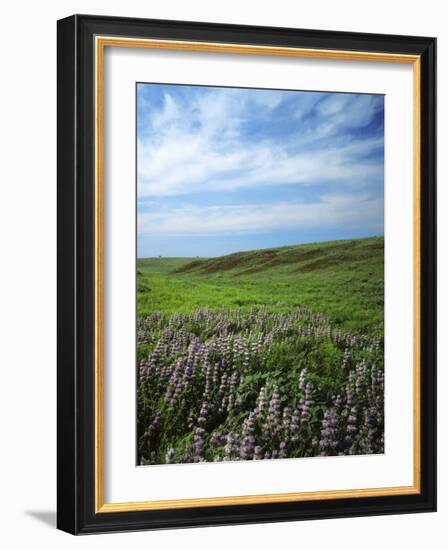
[{"xmin": 57, "ymin": 14, "xmax": 436, "ymax": 535}]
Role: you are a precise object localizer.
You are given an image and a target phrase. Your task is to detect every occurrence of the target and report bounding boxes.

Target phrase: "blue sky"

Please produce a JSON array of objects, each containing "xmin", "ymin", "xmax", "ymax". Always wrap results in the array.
[{"xmin": 137, "ymin": 83, "xmax": 384, "ymax": 258}]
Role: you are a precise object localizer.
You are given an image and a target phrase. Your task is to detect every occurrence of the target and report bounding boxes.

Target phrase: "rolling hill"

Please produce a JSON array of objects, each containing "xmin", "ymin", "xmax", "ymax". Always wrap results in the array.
[{"xmin": 137, "ymin": 236, "xmax": 384, "ymax": 335}]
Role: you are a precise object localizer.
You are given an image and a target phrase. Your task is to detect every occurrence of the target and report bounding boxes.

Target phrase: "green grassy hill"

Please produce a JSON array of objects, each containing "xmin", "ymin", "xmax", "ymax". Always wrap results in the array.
[{"xmin": 137, "ymin": 236, "xmax": 384, "ymax": 336}]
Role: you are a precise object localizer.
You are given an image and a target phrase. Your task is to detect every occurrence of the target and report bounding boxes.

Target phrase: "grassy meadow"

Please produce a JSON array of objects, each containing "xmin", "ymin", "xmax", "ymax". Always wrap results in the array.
[
  {"xmin": 137, "ymin": 236, "xmax": 384, "ymax": 334},
  {"xmin": 137, "ymin": 236, "xmax": 384, "ymax": 465}
]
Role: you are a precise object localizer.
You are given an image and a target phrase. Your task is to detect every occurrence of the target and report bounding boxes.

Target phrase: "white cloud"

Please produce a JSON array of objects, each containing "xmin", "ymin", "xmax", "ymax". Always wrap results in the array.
[
  {"xmin": 137, "ymin": 89, "xmax": 383, "ymax": 199},
  {"xmin": 151, "ymin": 93, "xmax": 180, "ymax": 129},
  {"xmin": 250, "ymin": 89, "xmax": 284, "ymax": 109},
  {"xmin": 138, "ymin": 193, "xmax": 383, "ymax": 237},
  {"xmin": 138, "ymin": 133, "xmax": 383, "ymax": 198},
  {"xmin": 293, "ymin": 92, "xmax": 327, "ymax": 121}
]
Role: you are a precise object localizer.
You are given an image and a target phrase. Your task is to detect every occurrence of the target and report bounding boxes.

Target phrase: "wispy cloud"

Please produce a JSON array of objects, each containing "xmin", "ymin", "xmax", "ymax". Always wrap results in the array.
[
  {"xmin": 138, "ymin": 87, "xmax": 383, "ymax": 198},
  {"xmin": 137, "ymin": 84, "xmax": 384, "ymax": 256},
  {"xmin": 138, "ymin": 193, "xmax": 383, "ymax": 237}
]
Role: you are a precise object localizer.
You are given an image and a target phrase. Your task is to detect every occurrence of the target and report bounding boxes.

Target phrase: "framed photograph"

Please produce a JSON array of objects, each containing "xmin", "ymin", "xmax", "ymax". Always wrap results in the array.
[{"xmin": 57, "ymin": 14, "xmax": 436, "ymax": 534}]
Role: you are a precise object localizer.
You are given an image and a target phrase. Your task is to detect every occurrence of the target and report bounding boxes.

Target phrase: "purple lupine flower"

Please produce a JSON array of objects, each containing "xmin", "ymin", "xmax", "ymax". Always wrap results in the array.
[
  {"xmin": 255, "ymin": 386, "xmax": 267, "ymax": 416},
  {"xmin": 240, "ymin": 435, "xmax": 256, "ymax": 460},
  {"xmin": 318, "ymin": 407, "xmax": 339, "ymax": 455},
  {"xmin": 143, "ymin": 414, "xmax": 160, "ymax": 438},
  {"xmin": 290, "ymin": 409, "xmax": 301, "ymax": 444},
  {"xmin": 342, "ymin": 347, "xmax": 351, "ymax": 369},
  {"xmin": 282, "ymin": 406, "xmax": 292, "ymax": 432},
  {"xmin": 299, "ymin": 381, "xmax": 314, "ymax": 424},
  {"xmin": 298, "ymin": 368, "xmax": 307, "ymax": 390},
  {"xmin": 193, "ymin": 428, "xmax": 205, "ymax": 461},
  {"xmin": 267, "ymin": 386, "xmax": 281, "ymax": 433},
  {"xmin": 137, "ymin": 306, "xmax": 384, "ymax": 465}
]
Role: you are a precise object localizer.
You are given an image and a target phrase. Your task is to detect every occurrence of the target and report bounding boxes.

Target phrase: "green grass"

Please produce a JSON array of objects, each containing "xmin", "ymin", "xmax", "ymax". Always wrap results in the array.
[{"xmin": 137, "ymin": 236, "xmax": 384, "ymax": 336}]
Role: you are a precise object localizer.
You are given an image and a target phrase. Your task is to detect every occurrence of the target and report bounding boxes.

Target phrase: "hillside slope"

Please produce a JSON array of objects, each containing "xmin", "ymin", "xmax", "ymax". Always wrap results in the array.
[
  {"xmin": 175, "ymin": 236, "xmax": 383, "ymax": 277},
  {"xmin": 137, "ymin": 236, "xmax": 384, "ymax": 335}
]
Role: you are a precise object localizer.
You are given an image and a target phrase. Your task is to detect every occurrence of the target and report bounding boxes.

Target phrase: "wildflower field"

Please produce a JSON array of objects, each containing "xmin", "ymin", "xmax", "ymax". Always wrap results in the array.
[{"xmin": 137, "ymin": 236, "xmax": 384, "ymax": 465}]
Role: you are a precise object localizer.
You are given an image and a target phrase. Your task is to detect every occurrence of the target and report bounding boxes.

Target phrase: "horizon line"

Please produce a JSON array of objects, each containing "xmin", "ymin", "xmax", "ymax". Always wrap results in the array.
[{"xmin": 137, "ymin": 234, "xmax": 384, "ymax": 260}]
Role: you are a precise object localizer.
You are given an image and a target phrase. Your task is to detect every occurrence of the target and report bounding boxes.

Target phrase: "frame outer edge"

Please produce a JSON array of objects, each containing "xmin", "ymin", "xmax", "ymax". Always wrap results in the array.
[
  {"xmin": 421, "ymin": 37, "xmax": 437, "ymax": 511},
  {"xmin": 57, "ymin": 14, "xmax": 437, "ymax": 534},
  {"xmin": 57, "ymin": 14, "xmax": 79, "ymax": 535},
  {"xmin": 432, "ymin": 38, "xmax": 437, "ymax": 512}
]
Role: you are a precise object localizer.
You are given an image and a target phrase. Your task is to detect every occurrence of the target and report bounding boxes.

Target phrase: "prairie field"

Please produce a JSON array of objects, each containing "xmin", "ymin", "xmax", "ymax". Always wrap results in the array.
[{"xmin": 137, "ymin": 236, "xmax": 384, "ymax": 465}]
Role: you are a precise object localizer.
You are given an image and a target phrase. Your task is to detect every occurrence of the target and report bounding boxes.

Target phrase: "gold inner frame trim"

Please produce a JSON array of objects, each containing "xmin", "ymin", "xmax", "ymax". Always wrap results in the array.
[{"xmin": 94, "ymin": 35, "xmax": 421, "ymax": 514}]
